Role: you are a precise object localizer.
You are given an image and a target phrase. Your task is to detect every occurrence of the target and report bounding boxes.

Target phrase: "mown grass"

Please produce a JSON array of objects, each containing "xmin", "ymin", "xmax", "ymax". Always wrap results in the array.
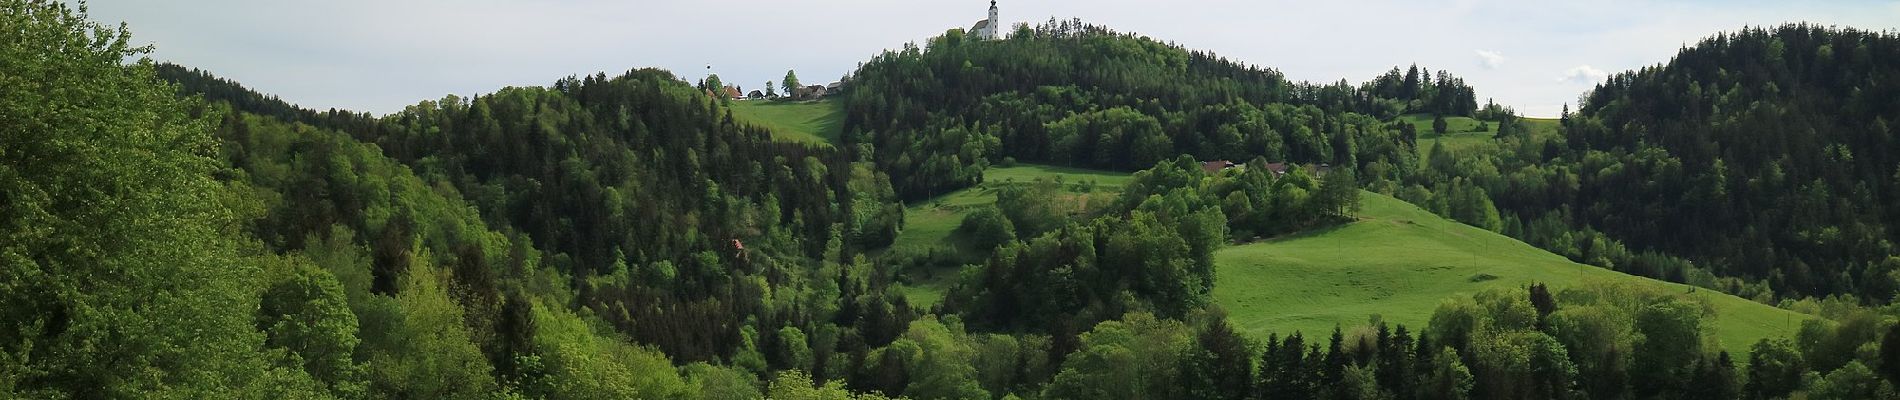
[
  {"xmin": 1212, "ymin": 191, "xmax": 1813, "ymax": 356},
  {"xmin": 727, "ymin": 99, "xmax": 845, "ymax": 145}
]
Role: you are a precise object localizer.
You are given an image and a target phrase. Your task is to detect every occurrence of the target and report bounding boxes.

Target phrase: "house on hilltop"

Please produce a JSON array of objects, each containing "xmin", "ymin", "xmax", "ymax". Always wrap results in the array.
[{"xmin": 792, "ymin": 85, "xmax": 828, "ymax": 100}]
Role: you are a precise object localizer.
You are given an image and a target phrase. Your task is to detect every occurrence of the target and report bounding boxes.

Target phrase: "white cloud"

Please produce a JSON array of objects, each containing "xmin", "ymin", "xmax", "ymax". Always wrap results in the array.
[
  {"xmin": 1474, "ymin": 50, "xmax": 1506, "ymax": 69},
  {"xmin": 1558, "ymin": 65, "xmax": 1609, "ymax": 85}
]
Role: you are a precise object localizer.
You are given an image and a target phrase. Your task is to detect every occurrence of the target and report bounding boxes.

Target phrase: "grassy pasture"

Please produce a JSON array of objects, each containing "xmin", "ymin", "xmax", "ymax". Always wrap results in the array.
[
  {"xmin": 1212, "ymin": 191, "xmax": 1812, "ymax": 356},
  {"xmin": 728, "ymin": 99, "xmax": 845, "ymax": 145}
]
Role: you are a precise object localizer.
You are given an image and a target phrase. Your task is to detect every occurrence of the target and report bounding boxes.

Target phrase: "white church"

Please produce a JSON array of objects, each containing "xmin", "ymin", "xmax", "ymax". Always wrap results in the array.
[{"xmin": 969, "ymin": 0, "xmax": 1002, "ymax": 40}]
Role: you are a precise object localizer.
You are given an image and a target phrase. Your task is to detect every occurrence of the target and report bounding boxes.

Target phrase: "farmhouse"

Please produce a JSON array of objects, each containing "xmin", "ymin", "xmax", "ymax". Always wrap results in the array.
[
  {"xmin": 791, "ymin": 85, "xmax": 828, "ymax": 100},
  {"xmin": 1264, "ymin": 162, "xmax": 1289, "ymax": 176},
  {"xmin": 1200, "ymin": 160, "xmax": 1236, "ymax": 174}
]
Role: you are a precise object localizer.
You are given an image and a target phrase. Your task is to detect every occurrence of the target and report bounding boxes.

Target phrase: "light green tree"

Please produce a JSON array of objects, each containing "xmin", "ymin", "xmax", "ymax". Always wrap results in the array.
[
  {"xmin": 896, "ymin": 316, "xmax": 989, "ymax": 400},
  {"xmin": 0, "ymin": 1, "xmax": 324, "ymax": 396},
  {"xmin": 367, "ymin": 256, "xmax": 499, "ymax": 398},
  {"xmin": 527, "ymin": 297, "xmax": 690, "ymax": 400},
  {"xmin": 684, "ymin": 363, "xmax": 763, "ymax": 400},
  {"xmin": 1420, "ymin": 347, "xmax": 1474, "ymax": 400},
  {"xmin": 258, "ymin": 255, "xmax": 370, "ymax": 397},
  {"xmin": 1043, "ymin": 313, "xmax": 1192, "ymax": 400},
  {"xmin": 767, "ymin": 370, "xmax": 898, "ymax": 400},
  {"xmin": 783, "ymin": 70, "xmax": 802, "ymax": 97}
]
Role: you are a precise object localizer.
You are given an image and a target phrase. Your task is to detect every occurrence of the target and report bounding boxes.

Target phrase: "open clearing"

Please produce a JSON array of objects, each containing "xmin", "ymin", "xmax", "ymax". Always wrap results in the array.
[
  {"xmin": 728, "ymin": 99, "xmax": 845, "ymax": 145},
  {"xmin": 1212, "ymin": 191, "xmax": 1812, "ymax": 356}
]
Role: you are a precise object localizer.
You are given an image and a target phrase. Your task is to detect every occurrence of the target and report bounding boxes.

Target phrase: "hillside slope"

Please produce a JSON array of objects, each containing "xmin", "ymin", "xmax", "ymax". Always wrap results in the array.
[
  {"xmin": 1214, "ymin": 191, "xmax": 1813, "ymax": 356},
  {"xmin": 1436, "ymin": 25, "xmax": 1900, "ymax": 301},
  {"xmin": 727, "ymin": 99, "xmax": 846, "ymax": 145}
]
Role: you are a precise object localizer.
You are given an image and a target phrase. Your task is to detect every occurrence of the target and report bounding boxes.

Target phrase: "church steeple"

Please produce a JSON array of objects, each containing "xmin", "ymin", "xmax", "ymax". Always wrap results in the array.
[
  {"xmin": 970, "ymin": 0, "xmax": 1001, "ymax": 40},
  {"xmin": 986, "ymin": 0, "xmax": 1000, "ymax": 39}
]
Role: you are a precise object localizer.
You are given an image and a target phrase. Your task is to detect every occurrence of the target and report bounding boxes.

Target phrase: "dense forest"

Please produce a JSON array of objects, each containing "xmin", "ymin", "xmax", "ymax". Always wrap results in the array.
[
  {"xmin": 840, "ymin": 19, "xmax": 1478, "ymax": 200},
  {"xmin": 1392, "ymin": 25, "xmax": 1900, "ymax": 305},
  {"xmin": 9, "ymin": 1, "xmax": 1900, "ymax": 399}
]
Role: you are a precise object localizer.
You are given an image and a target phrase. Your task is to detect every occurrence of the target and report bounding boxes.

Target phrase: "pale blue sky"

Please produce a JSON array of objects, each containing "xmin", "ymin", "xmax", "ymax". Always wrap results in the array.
[{"xmin": 85, "ymin": 0, "xmax": 1899, "ymax": 117}]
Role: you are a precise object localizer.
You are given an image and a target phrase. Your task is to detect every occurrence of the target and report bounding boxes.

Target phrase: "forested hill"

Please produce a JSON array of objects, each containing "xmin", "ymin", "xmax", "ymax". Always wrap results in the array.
[
  {"xmin": 19, "ymin": 0, "xmax": 1900, "ymax": 397},
  {"xmin": 1529, "ymin": 25, "xmax": 1900, "ymax": 301},
  {"xmin": 842, "ymin": 19, "xmax": 1479, "ymax": 200}
]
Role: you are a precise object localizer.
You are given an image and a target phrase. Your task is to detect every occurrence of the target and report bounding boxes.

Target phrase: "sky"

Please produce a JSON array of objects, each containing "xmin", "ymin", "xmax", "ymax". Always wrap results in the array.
[{"xmin": 84, "ymin": 0, "xmax": 1900, "ymax": 118}]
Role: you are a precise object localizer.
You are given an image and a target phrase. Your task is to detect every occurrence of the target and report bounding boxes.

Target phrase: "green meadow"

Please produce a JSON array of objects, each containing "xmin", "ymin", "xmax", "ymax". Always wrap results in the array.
[
  {"xmin": 884, "ymin": 153, "xmax": 1807, "ymax": 357},
  {"xmin": 1212, "ymin": 191, "xmax": 1812, "ymax": 356},
  {"xmin": 727, "ymin": 99, "xmax": 845, "ymax": 145}
]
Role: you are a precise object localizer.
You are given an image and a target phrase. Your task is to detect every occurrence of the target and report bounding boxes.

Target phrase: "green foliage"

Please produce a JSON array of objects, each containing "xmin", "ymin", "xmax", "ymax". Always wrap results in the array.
[
  {"xmin": 1744, "ymin": 338, "xmax": 1805, "ymax": 400},
  {"xmin": 1042, "ymin": 313, "xmax": 1192, "ymax": 399},
  {"xmin": 366, "ymin": 259, "xmax": 498, "ymax": 398},
  {"xmin": 1044, "ymin": 106, "xmax": 1171, "ymax": 169},
  {"xmin": 1805, "ymin": 361, "xmax": 1894, "ymax": 400},
  {"xmin": 1419, "ymin": 347, "xmax": 1474, "ymax": 400},
  {"xmin": 844, "ymin": 20, "xmax": 1422, "ymax": 200},
  {"xmin": 886, "ymin": 316, "xmax": 988, "ymax": 400},
  {"xmin": 0, "ymin": 1, "xmax": 326, "ymax": 396},
  {"xmin": 1414, "ymin": 24, "xmax": 1900, "ymax": 303},
  {"xmin": 25, "ymin": 5, "xmax": 1899, "ymax": 400},
  {"xmin": 949, "ymin": 203, "xmax": 1222, "ymax": 331},
  {"xmin": 1177, "ymin": 315, "xmax": 1254, "ymax": 400},
  {"xmin": 683, "ymin": 363, "xmax": 763, "ymax": 400},
  {"xmin": 523, "ymin": 300, "xmax": 690, "ymax": 399},
  {"xmin": 258, "ymin": 256, "xmax": 369, "ymax": 397},
  {"xmin": 783, "ymin": 70, "xmax": 801, "ymax": 97},
  {"xmin": 952, "ymin": 205, "xmax": 1016, "ymax": 254},
  {"xmin": 767, "ymin": 370, "xmax": 897, "ymax": 400}
]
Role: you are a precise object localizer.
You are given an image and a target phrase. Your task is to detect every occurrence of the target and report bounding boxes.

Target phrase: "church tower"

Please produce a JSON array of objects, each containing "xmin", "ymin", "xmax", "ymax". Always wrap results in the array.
[
  {"xmin": 988, "ymin": 0, "xmax": 999, "ymax": 39},
  {"xmin": 971, "ymin": 0, "xmax": 1000, "ymax": 40}
]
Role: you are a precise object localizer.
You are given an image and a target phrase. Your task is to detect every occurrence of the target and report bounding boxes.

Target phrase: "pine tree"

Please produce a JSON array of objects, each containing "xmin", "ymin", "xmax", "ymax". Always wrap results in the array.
[
  {"xmin": 1880, "ymin": 324, "xmax": 1900, "ymax": 386},
  {"xmin": 1184, "ymin": 318, "xmax": 1254, "ymax": 400}
]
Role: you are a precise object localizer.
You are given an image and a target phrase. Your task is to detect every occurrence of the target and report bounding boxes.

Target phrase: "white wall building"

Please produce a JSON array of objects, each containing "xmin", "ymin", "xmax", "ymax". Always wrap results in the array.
[{"xmin": 969, "ymin": 0, "xmax": 1000, "ymax": 40}]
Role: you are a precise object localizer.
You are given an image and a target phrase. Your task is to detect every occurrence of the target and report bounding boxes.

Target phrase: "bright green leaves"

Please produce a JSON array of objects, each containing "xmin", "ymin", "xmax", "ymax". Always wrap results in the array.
[{"xmin": 0, "ymin": 1, "xmax": 322, "ymax": 396}]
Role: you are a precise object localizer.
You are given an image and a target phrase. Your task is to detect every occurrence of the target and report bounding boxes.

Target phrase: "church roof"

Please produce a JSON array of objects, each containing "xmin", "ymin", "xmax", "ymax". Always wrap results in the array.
[{"xmin": 971, "ymin": 19, "xmax": 991, "ymax": 31}]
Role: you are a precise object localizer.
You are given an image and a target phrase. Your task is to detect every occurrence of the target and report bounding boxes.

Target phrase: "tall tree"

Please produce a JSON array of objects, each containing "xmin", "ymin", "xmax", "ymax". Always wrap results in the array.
[{"xmin": 783, "ymin": 70, "xmax": 801, "ymax": 96}]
